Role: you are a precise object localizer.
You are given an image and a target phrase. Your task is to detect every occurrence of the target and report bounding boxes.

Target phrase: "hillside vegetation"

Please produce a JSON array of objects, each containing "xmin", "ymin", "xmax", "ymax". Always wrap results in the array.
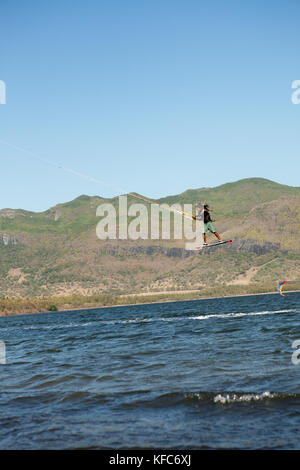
[{"xmin": 0, "ymin": 178, "xmax": 299, "ymax": 311}]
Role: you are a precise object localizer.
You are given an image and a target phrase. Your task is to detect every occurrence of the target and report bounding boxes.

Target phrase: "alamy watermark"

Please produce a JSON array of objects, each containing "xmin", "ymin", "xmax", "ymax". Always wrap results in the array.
[
  {"xmin": 96, "ymin": 196, "xmax": 204, "ymax": 250},
  {"xmin": 0, "ymin": 341, "xmax": 6, "ymax": 364},
  {"xmin": 0, "ymin": 80, "xmax": 6, "ymax": 104},
  {"xmin": 291, "ymin": 340, "xmax": 300, "ymax": 365},
  {"xmin": 291, "ymin": 80, "xmax": 300, "ymax": 104}
]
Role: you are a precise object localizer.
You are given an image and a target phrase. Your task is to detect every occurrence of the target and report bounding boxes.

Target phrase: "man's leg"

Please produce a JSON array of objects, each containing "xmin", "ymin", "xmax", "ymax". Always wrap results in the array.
[
  {"xmin": 203, "ymin": 223, "xmax": 208, "ymax": 244},
  {"xmin": 213, "ymin": 231, "xmax": 222, "ymax": 241}
]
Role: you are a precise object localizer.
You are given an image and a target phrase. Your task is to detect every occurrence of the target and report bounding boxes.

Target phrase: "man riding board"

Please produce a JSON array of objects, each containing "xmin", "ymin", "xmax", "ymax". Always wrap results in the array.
[{"xmin": 195, "ymin": 204, "xmax": 222, "ymax": 246}]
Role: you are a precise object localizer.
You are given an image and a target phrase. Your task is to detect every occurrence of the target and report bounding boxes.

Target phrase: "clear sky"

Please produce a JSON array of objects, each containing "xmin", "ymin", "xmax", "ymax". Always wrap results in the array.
[{"xmin": 0, "ymin": 0, "xmax": 299, "ymax": 211}]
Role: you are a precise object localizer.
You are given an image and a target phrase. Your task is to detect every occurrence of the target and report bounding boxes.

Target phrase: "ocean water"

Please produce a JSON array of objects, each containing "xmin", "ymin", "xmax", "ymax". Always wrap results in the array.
[{"xmin": 0, "ymin": 292, "xmax": 300, "ymax": 449}]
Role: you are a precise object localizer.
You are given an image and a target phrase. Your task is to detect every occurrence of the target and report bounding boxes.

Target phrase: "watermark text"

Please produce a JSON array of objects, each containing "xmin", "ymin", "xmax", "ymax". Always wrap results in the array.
[
  {"xmin": 0, "ymin": 80, "xmax": 6, "ymax": 104},
  {"xmin": 96, "ymin": 196, "xmax": 204, "ymax": 250},
  {"xmin": 291, "ymin": 340, "xmax": 300, "ymax": 365},
  {"xmin": 291, "ymin": 80, "xmax": 300, "ymax": 104},
  {"xmin": 0, "ymin": 341, "xmax": 6, "ymax": 364}
]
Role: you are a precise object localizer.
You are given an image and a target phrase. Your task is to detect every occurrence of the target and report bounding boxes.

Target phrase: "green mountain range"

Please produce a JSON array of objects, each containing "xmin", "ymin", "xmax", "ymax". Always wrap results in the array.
[{"xmin": 1, "ymin": 177, "xmax": 300, "ymax": 299}]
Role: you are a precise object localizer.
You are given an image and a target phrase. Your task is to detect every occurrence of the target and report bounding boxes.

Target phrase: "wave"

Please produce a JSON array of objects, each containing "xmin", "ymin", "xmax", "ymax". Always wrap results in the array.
[
  {"xmin": 187, "ymin": 390, "xmax": 300, "ymax": 405},
  {"xmin": 213, "ymin": 392, "xmax": 281, "ymax": 404},
  {"xmin": 121, "ymin": 390, "xmax": 300, "ymax": 409},
  {"xmin": 191, "ymin": 309, "xmax": 295, "ymax": 321},
  {"xmin": 6, "ymin": 308, "xmax": 297, "ymax": 332},
  {"xmin": 3, "ymin": 388, "xmax": 299, "ymax": 407},
  {"xmin": 104, "ymin": 309, "xmax": 295, "ymax": 325}
]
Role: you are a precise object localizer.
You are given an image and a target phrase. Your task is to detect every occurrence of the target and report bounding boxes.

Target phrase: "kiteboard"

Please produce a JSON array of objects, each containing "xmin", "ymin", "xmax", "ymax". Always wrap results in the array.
[
  {"xmin": 194, "ymin": 240, "xmax": 232, "ymax": 250},
  {"xmin": 203, "ymin": 239, "xmax": 232, "ymax": 247}
]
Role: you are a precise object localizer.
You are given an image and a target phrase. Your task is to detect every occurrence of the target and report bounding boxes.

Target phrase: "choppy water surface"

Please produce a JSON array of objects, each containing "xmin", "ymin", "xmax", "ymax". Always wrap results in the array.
[{"xmin": 1, "ymin": 292, "xmax": 300, "ymax": 449}]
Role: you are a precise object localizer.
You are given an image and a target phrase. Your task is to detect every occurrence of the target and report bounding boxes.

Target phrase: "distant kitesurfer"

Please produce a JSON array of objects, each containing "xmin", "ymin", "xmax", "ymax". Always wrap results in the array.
[{"xmin": 196, "ymin": 204, "xmax": 222, "ymax": 246}]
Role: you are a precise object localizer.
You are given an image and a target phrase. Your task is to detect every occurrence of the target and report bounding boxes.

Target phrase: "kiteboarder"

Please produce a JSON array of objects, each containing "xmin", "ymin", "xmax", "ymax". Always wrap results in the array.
[{"xmin": 196, "ymin": 204, "xmax": 222, "ymax": 246}]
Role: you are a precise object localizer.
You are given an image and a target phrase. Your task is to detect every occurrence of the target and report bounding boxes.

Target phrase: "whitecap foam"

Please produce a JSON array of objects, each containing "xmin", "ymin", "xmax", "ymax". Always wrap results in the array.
[
  {"xmin": 106, "ymin": 309, "xmax": 294, "ymax": 325},
  {"xmin": 16, "ymin": 308, "xmax": 296, "ymax": 330},
  {"xmin": 191, "ymin": 309, "xmax": 294, "ymax": 321},
  {"xmin": 214, "ymin": 391, "xmax": 276, "ymax": 404}
]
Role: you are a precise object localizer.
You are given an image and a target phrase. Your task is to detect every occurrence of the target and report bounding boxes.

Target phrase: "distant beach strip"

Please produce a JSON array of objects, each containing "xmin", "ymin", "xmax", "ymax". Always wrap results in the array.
[{"xmin": 1, "ymin": 283, "xmax": 299, "ymax": 317}]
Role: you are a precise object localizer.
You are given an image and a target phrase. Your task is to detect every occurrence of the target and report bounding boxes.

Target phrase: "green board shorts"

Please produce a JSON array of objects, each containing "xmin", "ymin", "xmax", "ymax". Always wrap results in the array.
[{"xmin": 203, "ymin": 221, "xmax": 216, "ymax": 234}]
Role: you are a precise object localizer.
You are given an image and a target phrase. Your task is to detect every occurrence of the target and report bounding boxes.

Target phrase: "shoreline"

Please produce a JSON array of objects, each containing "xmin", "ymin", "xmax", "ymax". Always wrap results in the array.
[{"xmin": 1, "ymin": 288, "xmax": 299, "ymax": 318}]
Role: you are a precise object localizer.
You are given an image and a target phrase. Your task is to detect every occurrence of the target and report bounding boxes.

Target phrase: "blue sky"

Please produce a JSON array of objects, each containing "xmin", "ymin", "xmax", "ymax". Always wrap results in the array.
[{"xmin": 0, "ymin": 0, "xmax": 299, "ymax": 211}]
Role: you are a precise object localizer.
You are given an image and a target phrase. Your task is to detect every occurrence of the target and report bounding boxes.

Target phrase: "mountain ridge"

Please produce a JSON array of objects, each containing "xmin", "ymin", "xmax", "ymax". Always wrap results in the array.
[{"xmin": 2, "ymin": 177, "xmax": 300, "ymax": 215}]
